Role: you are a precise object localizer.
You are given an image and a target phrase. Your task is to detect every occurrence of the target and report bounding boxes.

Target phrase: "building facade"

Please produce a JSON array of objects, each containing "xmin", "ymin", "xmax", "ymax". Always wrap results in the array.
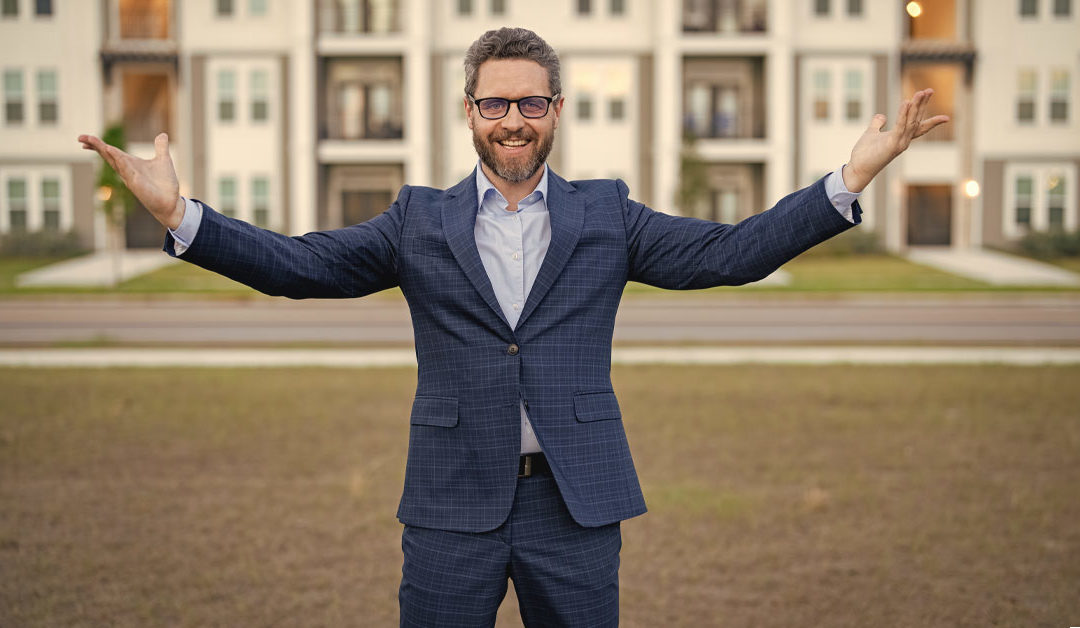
[{"xmin": 0, "ymin": 0, "xmax": 1076, "ymax": 254}]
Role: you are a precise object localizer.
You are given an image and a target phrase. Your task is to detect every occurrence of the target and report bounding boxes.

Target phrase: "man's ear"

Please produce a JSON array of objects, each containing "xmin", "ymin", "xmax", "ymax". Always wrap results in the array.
[
  {"xmin": 464, "ymin": 97, "xmax": 474, "ymax": 130},
  {"xmin": 552, "ymin": 95, "xmax": 564, "ymax": 129}
]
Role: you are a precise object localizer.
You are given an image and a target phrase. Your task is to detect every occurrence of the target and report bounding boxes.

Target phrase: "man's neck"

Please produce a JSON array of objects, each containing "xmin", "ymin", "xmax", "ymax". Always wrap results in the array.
[{"xmin": 480, "ymin": 162, "xmax": 545, "ymax": 212}]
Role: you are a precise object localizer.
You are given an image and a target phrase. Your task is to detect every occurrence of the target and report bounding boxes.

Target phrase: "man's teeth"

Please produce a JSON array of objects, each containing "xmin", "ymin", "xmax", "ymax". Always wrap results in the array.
[{"xmin": 499, "ymin": 139, "xmax": 528, "ymax": 147}]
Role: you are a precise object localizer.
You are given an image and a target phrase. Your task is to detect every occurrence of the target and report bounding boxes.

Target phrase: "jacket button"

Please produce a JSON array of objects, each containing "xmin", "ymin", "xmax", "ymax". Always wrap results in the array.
[{"xmin": 507, "ymin": 344, "xmax": 519, "ymax": 356}]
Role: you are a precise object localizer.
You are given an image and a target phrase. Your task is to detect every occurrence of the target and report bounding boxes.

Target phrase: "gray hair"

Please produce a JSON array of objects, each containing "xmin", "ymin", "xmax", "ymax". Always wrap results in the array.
[{"xmin": 463, "ymin": 27, "xmax": 561, "ymax": 98}]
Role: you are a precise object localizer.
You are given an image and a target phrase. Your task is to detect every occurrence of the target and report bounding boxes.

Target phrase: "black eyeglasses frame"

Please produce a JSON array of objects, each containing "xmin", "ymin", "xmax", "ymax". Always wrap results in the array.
[{"xmin": 468, "ymin": 95, "xmax": 560, "ymax": 120}]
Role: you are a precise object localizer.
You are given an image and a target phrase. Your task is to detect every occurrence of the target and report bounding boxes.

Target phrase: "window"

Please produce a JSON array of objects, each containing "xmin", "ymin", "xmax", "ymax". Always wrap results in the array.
[
  {"xmin": 814, "ymin": 0, "xmax": 829, "ymax": 16},
  {"xmin": 250, "ymin": 0, "xmax": 267, "ymax": 16},
  {"xmin": 1050, "ymin": 69, "xmax": 1069, "ymax": 123},
  {"xmin": 1017, "ymin": 69, "xmax": 1036, "ymax": 123},
  {"xmin": 218, "ymin": 177, "xmax": 237, "ymax": 217},
  {"xmin": 37, "ymin": 70, "xmax": 57, "ymax": 124},
  {"xmin": 813, "ymin": 69, "xmax": 830, "ymax": 121},
  {"xmin": 41, "ymin": 177, "xmax": 60, "ymax": 230},
  {"xmin": 1014, "ymin": 175, "xmax": 1033, "ymax": 228},
  {"xmin": 1054, "ymin": 0, "xmax": 1071, "ymax": 16},
  {"xmin": 6, "ymin": 178, "xmax": 27, "ymax": 231},
  {"xmin": 844, "ymin": 70, "xmax": 862, "ymax": 121},
  {"xmin": 846, "ymin": 0, "xmax": 862, "ymax": 15},
  {"xmin": 217, "ymin": 0, "xmax": 233, "ymax": 16},
  {"xmin": 252, "ymin": 177, "xmax": 270, "ymax": 227},
  {"xmin": 457, "ymin": 0, "xmax": 471, "ymax": 15},
  {"xmin": 609, "ymin": 98, "xmax": 625, "ymax": 121},
  {"xmin": 577, "ymin": 0, "xmax": 592, "ymax": 15},
  {"xmin": 4, "ymin": 70, "xmax": 23, "ymax": 125},
  {"xmin": 490, "ymin": 0, "xmax": 505, "ymax": 15},
  {"xmin": 576, "ymin": 94, "xmax": 592, "ymax": 120},
  {"xmin": 34, "ymin": 0, "xmax": 50, "ymax": 16},
  {"xmin": 1, "ymin": 0, "xmax": 17, "ymax": 17},
  {"xmin": 218, "ymin": 70, "xmax": 236, "ymax": 122},
  {"xmin": 1048, "ymin": 174, "xmax": 1065, "ymax": 228},
  {"xmin": 611, "ymin": 0, "xmax": 625, "ymax": 15},
  {"xmin": 1019, "ymin": 0, "xmax": 1037, "ymax": 16},
  {"xmin": 251, "ymin": 69, "xmax": 269, "ymax": 121}
]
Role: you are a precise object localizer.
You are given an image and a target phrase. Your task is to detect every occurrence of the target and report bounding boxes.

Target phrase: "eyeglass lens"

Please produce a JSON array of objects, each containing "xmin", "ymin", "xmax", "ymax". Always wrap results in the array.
[{"xmin": 478, "ymin": 97, "xmax": 550, "ymax": 119}]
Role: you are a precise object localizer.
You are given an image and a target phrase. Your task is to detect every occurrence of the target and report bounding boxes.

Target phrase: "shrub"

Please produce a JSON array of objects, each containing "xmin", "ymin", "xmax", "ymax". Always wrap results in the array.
[
  {"xmin": 0, "ymin": 229, "xmax": 85, "ymax": 257},
  {"xmin": 803, "ymin": 228, "xmax": 885, "ymax": 257},
  {"xmin": 1017, "ymin": 230, "xmax": 1080, "ymax": 259}
]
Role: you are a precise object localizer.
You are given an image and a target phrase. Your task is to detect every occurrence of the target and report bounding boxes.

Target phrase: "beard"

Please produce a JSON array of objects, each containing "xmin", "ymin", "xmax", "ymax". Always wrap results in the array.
[{"xmin": 472, "ymin": 126, "xmax": 555, "ymax": 184}]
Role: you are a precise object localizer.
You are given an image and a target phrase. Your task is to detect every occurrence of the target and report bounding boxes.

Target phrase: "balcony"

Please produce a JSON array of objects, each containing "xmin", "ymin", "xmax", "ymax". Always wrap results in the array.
[
  {"xmin": 320, "ymin": 58, "xmax": 404, "ymax": 141},
  {"xmin": 318, "ymin": 0, "xmax": 401, "ymax": 35},
  {"xmin": 682, "ymin": 0, "xmax": 767, "ymax": 34},
  {"xmin": 682, "ymin": 57, "xmax": 765, "ymax": 140},
  {"xmin": 102, "ymin": 0, "xmax": 177, "ymax": 74},
  {"xmin": 902, "ymin": 0, "xmax": 974, "ymax": 73}
]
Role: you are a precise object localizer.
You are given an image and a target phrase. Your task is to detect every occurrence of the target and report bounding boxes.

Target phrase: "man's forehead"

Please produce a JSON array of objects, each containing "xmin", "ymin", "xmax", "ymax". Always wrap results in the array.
[{"xmin": 474, "ymin": 58, "xmax": 551, "ymax": 97}]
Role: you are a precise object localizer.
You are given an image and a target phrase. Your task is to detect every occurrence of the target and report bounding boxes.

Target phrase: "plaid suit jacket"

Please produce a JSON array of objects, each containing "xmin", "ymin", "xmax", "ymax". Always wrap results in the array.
[{"xmin": 166, "ymin": 169, "xmax": 860, "ymax": 533}]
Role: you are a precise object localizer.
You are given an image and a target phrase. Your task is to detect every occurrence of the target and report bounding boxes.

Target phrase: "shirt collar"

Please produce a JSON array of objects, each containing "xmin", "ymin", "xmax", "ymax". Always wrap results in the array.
[{"xmin": 475, "ymin": 161, "xmax": 549, "ymax": 213}]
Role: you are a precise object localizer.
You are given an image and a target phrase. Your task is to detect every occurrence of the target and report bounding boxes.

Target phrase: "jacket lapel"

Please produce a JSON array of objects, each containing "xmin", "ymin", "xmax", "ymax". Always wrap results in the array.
[
  {"xmin": 442, "ymin": 172, "xmax": 511, "ymax": 330},
  {"xmin": 516, "ymin": 171, "xmax": 584, "ymax": 329}
]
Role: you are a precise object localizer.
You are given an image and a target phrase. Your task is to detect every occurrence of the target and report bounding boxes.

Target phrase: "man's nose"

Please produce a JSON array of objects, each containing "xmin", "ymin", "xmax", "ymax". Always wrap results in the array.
[{"xmin": 500, "ymin": 103, "xmax": 526, "ymax": 131}]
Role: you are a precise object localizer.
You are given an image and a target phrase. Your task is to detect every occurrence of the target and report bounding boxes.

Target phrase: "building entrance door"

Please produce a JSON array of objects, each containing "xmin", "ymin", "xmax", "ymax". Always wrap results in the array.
[{"xmin": 906, "ymin": 185, "xmax": 952, "ymax": 246}]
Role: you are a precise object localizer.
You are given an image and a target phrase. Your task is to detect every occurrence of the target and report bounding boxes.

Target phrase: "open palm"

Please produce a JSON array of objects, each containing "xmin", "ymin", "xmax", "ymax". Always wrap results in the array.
[
  {"xmin": 78, "ymin": 132, "xmax": 184, "ymax": 229},
  {"xmin": 845, "ymin": 89, "xmax": 951, "ymax": 193}
]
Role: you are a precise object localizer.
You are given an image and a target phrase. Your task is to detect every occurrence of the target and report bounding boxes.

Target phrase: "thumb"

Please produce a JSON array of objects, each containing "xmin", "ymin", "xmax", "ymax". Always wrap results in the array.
[
  {"xmin": 154, "ymin": 132, "xmax": 170, "ymax": 159},
  {"xmin": 868, "ymin": 113, "xmax": 887, "ymax": 132}
]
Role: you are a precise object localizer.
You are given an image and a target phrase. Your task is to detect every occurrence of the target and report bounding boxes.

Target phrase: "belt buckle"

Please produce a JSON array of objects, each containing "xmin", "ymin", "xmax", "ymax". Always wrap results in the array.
[{"xmin": 519, "ymin": 455, "xmax": 533, "ymax": 478}]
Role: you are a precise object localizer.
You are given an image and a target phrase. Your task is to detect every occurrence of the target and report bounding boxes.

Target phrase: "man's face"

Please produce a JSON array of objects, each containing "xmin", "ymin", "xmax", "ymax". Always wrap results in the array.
[{"xmin": 466, "ymin": 59, "xmax": 562, "ymax": 184}]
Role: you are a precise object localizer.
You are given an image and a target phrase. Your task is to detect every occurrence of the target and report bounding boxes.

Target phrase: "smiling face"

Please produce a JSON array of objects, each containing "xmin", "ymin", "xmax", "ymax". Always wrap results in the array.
[{"xmin": 466, "ymin": 58, "xmax": 562, "ymax": 186}]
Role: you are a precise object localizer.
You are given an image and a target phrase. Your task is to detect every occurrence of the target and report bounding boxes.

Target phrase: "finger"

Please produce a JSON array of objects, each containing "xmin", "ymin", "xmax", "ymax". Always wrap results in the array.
[
  {"xmin": 912, "ymin": 90, "xmax": 931, "ymax": 133},
  {"xmin": 894, "ymin": 99, "xmax": 911, "ymax": 134},
  {"xmin": 868, "ymin": 113, "xmax": 887, "ymax": 132},
  {"xmin": 914, "ymin": 115, "xmax": 950, "ymax": 138},
  {"xmin": 154, "ymin": 132, "xmax": 169, "ymax": 160}
]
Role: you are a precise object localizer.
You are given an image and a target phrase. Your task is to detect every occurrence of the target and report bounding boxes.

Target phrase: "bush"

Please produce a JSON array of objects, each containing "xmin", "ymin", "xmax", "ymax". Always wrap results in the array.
[
  {"xmin": 0, "ymin": 229, "xmax": 85, "ymax": 257},
  {"xmin": 803, "ymin": 228, "xmax": 885, "ymax": 257},
  {"xmin": 1017, "ymin": 230, "xmax": 1080, "ymax": 259}
]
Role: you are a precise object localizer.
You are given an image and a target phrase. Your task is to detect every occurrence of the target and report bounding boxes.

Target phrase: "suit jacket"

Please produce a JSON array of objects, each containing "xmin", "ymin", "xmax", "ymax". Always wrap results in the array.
[{"xmin": 166, "ymin": 169, "xmax": 860, "ymax": 533}]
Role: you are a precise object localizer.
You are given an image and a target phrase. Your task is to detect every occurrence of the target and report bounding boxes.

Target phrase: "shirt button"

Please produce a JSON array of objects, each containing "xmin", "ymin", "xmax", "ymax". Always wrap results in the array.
[
  {"xmin": 507, "ymin": 344, "xmax": 519, "ymax": 356},
  {"xmin": 512, "ymin": 252, "xmax": 520, "ymax": 261},
  {"xmin": 512, "ymin": 303, "xmax": 520, "ymax": 310}
]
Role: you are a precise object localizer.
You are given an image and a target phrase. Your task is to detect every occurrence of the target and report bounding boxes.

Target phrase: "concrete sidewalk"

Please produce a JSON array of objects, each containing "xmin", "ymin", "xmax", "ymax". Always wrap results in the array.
[
  {"xmin": 3, "ymin": 346, "xmax": 1078, "ymax": 367},
  {"xmin": 16, "ymin": 250, "xmax": 178, "ymax": 287},
  {"xmin": 906, "ymin": 246, "xmax": 1080, "ymax": 286}
]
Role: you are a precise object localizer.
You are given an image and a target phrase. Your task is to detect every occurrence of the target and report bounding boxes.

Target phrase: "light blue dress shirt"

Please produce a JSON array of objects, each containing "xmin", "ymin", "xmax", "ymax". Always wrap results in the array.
[{"xmin": 170, "ymin": 163, "xmax": 860, "ymax": 453}]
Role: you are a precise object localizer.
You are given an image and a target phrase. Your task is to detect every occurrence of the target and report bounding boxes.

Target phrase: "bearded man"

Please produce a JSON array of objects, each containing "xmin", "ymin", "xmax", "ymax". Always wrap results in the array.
[{"xmin": 79, "ymin": 26, "xmax": 947, "ymax": 628}]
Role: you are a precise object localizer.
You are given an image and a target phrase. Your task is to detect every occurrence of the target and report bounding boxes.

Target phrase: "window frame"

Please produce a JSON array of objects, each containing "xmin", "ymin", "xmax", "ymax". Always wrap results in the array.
[
  {"xmin": 1004, "ymin": 163, "xmax": 1078, "ymax": 238},
  {"xmin": 217, "ymin": 69, "xmax": 237, "ymax": 123},
  {"xmin": 36, "ymin": 69, "xmax": 58, "ymax": 125},
  {"xmin": 0, "ymin": 168, "xmax": 72, "ymax": 233},
  {"xmin": 4, "ymin": 69, "xmax": 24, "ymax": 126},
  {"xmin": 250, "ymin": 68, "xmax": 269, "ymax": 123}
]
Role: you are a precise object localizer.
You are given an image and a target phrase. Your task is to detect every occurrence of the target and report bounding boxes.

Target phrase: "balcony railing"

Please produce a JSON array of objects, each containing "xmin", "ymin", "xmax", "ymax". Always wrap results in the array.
[
  {"xmin": 119, "ymin": 9, "xmax": 171, "ymax": 40},
  {"xmin": 318, "ymin": 0, "xmax": 401, "ymax": 35},
  {"xmin": 683, "ymin": 0, "xmax": 766, "ymax": 34}
]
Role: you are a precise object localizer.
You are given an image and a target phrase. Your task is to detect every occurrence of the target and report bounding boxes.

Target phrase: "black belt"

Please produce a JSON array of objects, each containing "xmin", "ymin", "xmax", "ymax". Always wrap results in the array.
[{"xmin": 518, "ymin": 453, "xmax": 551, "ymax": 478}]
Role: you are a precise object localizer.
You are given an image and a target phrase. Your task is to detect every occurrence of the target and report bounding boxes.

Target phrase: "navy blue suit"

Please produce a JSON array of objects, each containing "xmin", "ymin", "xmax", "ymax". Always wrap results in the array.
[{"xmin": 167, "ymin": 169, "xmax": 859, "ymax": 624}]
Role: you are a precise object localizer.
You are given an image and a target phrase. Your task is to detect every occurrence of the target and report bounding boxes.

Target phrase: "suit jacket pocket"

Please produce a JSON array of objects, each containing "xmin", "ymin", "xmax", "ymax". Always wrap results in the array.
[
  {"xmin": 410, "ymin": 395, "xmax": 459, "ymax": 427},
  {"xmin": 574, "ymin": 391, "xmax": 621, "ymax": 422},
  {"xmin": 410, "ymin": 236, "xmax": 456, "ymax": 260}
]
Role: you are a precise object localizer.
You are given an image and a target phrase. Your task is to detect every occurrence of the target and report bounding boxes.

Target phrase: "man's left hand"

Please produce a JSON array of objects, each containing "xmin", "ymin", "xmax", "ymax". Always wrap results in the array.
[{"xmin": 843, "ymin": 88, "xmax": 951, "ymax": 193}]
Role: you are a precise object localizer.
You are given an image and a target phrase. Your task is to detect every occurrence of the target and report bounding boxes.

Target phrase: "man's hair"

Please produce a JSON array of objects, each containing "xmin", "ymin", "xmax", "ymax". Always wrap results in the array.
[{"xmin": 463, "ymin": 27, "xmax": 561, "ymax": 98}]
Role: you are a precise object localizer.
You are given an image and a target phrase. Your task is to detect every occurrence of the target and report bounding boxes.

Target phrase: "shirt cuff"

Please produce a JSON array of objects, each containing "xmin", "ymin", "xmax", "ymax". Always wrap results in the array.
[
  {"xmin": 824, "ymin": 164, "xmax": 861, "ymax": 224},
  {"xmin": 169, "ymin": 197, "xmax": 203, "ymax": 256}
]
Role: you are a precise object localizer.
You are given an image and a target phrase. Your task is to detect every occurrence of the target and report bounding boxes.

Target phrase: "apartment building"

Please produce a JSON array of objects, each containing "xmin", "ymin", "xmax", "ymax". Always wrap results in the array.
[{"xmin": 0, "ymin": 0, "xmax": 1076, "ymax": 255}]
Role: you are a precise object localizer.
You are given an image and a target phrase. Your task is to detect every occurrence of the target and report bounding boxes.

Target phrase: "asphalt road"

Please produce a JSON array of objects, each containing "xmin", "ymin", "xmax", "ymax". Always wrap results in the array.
[{"xmin": 2, "ymin": 295, "xmax": 1078, "ymax": 346}]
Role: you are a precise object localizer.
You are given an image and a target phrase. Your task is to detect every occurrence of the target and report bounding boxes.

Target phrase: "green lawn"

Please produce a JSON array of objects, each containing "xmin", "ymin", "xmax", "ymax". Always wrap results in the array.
[{"xmin": 3, "ymin": 365, "xmax": 1077, "ymax": 627}]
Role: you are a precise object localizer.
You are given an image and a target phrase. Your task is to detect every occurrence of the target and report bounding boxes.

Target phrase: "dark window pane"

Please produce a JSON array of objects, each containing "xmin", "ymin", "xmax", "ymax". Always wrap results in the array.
[
  {"xmin": 39, "ymin": 101, "xmax": 57, "ymax": 123},
  {"xmin": 1016, "ymin": 205, "xmax": 1031, "ymax": 226},
  {"xmin": 457, "ymin": 0, "xmax": 471, "ymax": 15},
  {"xmin": 1054, "ymin": 0, "xmax": 1071, "ymax": 16},
  {"xmin": 577, "ymin": 98, "xmax": 592, "ymax": 120},
  {"xmin": 252, "ymin": 101, "xmax": 268, "ymax": 121},
  {"xmin": 254, "ymin": 208, "xmax": 269, "ymax": 228},
  {"xmin": 1, "ymin": 0, "xmax": 17, "ymax": 17},
  {"xmin": 6, "ymin": 101, "xmax": 23, "ymax": 123},
  {"xmin": 611, "ymin": 0, "xmax": 625, "ymax": 15},
  {"xmin": 847, "ymin": 0, "xmax": 862, "ymax": 15},
  {"xmin": 490, "ymin": 0, "xmax": 505, "ymax": 14},
  {"xmin": 578, "ymin": 0, "xmax": 591, "ymax": 14},
  {"xmin": 43, "ymin": 210, "xmax": 60, "ymax": 231},
  {"xmin": 217, "ymin": 0, "xmax": 233, "ymax": 16},
  {"xmin": 814, "ymin": 100, "xmax": 828, "ymax": 121},
  {"xmin": 815, "ymin": 0, "xmax": 829, "ymax": 16},
  {"xmin": 609, "ymin": 98, "xmax": 625, "ymax": 120},
  {"xmin": 1049, "ymin": 205, "xmax": 1064, "ymax": 227},
  {"xmin": 1050, "ymin": 100, "xmax": 1068, "ymax": 121},
  {"xmin": 219, "ymin": 101, "xmax": 234, "ymax": 121},
  {"xmin": 846, "ymin": 99, "xmax": 861, "ymax": 120},
  {"xmin": 1019, "ymin": 0, "xmax": 1037, "ymax": 16},
  {"xmin": 35, "ymin": 0, "xmax": 51, "ymax": 15},
  {"xmin": 1017, "ymin": 101, "xmax": 1035, "ymax": 121},
  {"xmin": 9, "ymin": 209, "xmax": 27, "ymax": 230}
]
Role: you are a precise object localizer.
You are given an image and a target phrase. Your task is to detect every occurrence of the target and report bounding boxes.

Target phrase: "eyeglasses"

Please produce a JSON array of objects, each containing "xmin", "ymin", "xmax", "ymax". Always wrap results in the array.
[{"xmin": 469, "ymin": 95, "xmax": 559, "ymax": 120}]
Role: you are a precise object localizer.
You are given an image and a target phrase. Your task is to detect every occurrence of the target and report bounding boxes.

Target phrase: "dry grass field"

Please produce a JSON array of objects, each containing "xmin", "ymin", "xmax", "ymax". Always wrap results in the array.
[{"xmin": 2, "ymin": 365, "xmax": 1078, "ymax": 627}]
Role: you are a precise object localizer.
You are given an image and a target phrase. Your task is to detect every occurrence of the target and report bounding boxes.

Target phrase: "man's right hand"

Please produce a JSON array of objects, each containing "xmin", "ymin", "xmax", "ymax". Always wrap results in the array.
[{"xmin": 78, "ymin": 132, "xmax": 185, "ymax": 230}]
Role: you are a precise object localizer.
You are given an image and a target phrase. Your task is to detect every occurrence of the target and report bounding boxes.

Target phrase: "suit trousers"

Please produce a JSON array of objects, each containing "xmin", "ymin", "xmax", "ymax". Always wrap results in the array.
[{"xmin": 399, "ymin": 471, "xmax": 622, "ymax": 627}]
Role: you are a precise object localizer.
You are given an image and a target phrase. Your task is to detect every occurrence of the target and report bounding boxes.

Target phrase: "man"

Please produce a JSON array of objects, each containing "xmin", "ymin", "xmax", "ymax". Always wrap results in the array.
[{"xmin": 80, "ymin": 27, "xmax": 947, "ymax": 628}]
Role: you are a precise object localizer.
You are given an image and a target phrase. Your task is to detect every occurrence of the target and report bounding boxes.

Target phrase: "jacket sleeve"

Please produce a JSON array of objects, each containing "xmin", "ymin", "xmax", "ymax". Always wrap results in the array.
[
  {"xmin": 163, "ymin": 186, "xmax": 408, "ymax": 299},
  {"xmin": 622, "ymin": 176, "xmax": 860, "ymax": 289}
]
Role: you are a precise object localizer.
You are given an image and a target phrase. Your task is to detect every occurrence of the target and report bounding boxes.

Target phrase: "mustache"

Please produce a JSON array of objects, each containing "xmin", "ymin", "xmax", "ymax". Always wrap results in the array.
[{"xmin": 489, "ymin": 131, "xmax": 535, "ymax": 142}]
